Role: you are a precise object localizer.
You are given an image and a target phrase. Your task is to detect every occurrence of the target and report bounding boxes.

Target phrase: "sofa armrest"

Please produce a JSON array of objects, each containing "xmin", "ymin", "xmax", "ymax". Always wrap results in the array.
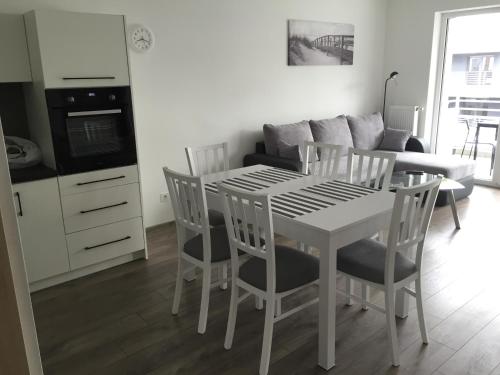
[
  {"xmin": 405, "ymin": 136, "xmax": 430, "ymax": 153},
  {"xmin": 243, "ymin": 153, "xmax": 302, "ymax": 172}
]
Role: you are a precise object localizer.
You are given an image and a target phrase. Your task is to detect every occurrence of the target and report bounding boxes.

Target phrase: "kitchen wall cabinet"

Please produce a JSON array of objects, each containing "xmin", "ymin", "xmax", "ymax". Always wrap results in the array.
[
  {"xmin": 24, "ymin": 10, "xmax": 130, "ymax": 88},
  {"xmin": 0, "ymin": 14, "xmax": 31, "ymax": 82},
  {"xmin": 12, "ymin": 178, "xmax": 69, "ymax": 283}
]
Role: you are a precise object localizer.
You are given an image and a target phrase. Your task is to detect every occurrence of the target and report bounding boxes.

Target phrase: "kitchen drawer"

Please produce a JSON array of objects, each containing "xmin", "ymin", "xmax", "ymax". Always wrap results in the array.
[
  {"xmin": 58, "ymin": 165, "xmax": 139, "ymax": 196},
  {"xmin": 66, "ymin": 217, "xmax": 144, "ymax": 270},
  {"xmin": 61, "ymin": 183, "xmax": 142, "ymax": 233}
]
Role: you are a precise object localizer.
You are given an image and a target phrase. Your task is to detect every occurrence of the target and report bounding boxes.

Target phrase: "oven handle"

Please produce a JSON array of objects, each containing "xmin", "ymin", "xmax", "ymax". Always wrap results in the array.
[
  {"xmin": 62, "ymin": 76, "xmax": 116, "ymax": 80},
  {"xmin": 67, "ymin": 109, "xmax": 122, "ymax": 117}
]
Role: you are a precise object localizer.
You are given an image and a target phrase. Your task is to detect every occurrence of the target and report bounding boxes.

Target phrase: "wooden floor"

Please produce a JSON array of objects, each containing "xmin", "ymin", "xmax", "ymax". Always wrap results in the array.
[{"xmin": 31, "ymin": 186, "xmax": 500, "ymax": 375}]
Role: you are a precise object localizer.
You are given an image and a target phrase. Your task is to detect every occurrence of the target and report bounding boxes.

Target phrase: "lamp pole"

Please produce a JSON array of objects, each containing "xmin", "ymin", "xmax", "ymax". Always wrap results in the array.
[{"xmin": 383, "ymin": 71, "xmax": 399, "ymax": 121}]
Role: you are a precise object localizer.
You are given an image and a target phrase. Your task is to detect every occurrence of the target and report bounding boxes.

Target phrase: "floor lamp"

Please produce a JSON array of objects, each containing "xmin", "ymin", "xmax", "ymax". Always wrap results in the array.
[{"xmin": 383, "ymin": 71, "xmax": 399, "ymax": 121}]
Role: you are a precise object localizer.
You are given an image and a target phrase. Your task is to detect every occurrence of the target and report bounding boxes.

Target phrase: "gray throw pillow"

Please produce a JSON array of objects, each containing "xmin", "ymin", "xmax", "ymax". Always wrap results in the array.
[
  {"xmin": 309, "ymin": 115, "xmax": 353, "ymax": 156},
  {"xmin": 277, "ymin": 140, "xmax": 302, "ymax": 161},
  {"xmin": 346, "ymin": 112, "xmax": 385, "ymax": 150},
  {"xmin": 378, "ymin": 128, "xmax": 411, "ymax": 152},
  {"xmin": 263, "ymin": 120, "xmax": 313, "ymax": 156}
]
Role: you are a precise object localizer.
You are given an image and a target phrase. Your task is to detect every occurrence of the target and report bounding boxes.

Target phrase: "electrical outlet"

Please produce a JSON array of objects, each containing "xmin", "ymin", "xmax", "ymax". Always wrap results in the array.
[{"xmin": 160, "ymin": 192, "xmax": 169, "ymax": 202}]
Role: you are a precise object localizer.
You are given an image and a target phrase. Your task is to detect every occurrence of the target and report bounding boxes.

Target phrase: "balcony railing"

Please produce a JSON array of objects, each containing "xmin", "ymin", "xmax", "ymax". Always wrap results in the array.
[{"xmin": 466, "ymin": 71, "xmax": 493, "ymax": 85}]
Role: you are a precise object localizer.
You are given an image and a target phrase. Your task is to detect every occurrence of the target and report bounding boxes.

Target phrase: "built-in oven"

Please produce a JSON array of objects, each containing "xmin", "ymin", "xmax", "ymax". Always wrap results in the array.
[{"xmin": 46, "ymin": 86, "xmax": 137, "ymax": 175}]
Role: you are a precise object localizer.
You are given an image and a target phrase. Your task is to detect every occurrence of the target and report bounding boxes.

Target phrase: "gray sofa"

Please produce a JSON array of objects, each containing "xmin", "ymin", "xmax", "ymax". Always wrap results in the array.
[{"xmin": 243, "ymin": 113, "xmax": 475, "ymax": 206}]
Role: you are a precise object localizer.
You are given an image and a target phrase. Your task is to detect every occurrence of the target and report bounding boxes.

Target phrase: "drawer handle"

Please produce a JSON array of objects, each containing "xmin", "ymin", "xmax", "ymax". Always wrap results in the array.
[
  {"xmin": 84, "ymin": 236, "xmax": 131, "ymax": 250},
  {"xmin": 62, "ymin": 76, "xmax": 116, "ymax": 80},
  {"xmin": 76, "ymin": 175, "xmax": 126, "ymax": 186},
  {"xmin": 80, "ymin": 201, "xmax": 128, "ymax": 214},
  {"xmin": 15, "ymin": 192, "xmax": 23, "ymax": 217}
]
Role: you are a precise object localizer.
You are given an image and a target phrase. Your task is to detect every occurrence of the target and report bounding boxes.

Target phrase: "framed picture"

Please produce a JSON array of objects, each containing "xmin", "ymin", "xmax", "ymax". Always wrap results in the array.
[{"xmin": 288, "ymin": 19, "xmax": 354, "ymax": 66}]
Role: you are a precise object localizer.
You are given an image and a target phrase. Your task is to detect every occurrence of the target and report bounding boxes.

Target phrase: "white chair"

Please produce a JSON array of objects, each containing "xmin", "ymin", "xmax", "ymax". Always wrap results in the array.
[
  {"xmin": 163, "ymin": 167, "xmax": 232, "ymax": 334},
  {"xmin": 345, "ymin": 147, "xmax": 397, "ymax": 309},
  {"xmin": 185, "ymin": 142, "xmax": 229, "ymax": 176},
  {"xmin": 219, "ymin": 184, "xmax": 319, "ymax": 375},
  {"xmin": 338, "ymin": 177, "xmax": 442, "ymax": 366},
  {"xmin": 346, "ymin": 147, "xmax": 397, "ymax": 190},
  {"xmin": 302, "ymin": 141, "xmax": 344, "ymax": 179},
  {"xmin": 186, "ymin": 142, "xmax": 229, "ymax": 228}
]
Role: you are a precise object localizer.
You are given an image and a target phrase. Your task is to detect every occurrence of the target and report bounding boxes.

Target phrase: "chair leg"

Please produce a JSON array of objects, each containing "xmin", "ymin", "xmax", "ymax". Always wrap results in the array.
[
  {"xmin": 361, "ymin": 284, "xmax": 369, "ymax": 311},
  {"xmin": 384, "ymin": 289, "xmax": 400, "ymax": 367},
  {"xmin": 415, "ymin": 278, "xmax": 429, "ymax": 344},
  {"xmin": 219, "ymin": 263, "xmax": 228, "ymax": 290},
  {"xmin": 224, "ymin": 279, "xmax": 239, "ymax": 349},
  {"xmin": 275, "ymin": 298, "xmax": 282, "ymax": 317},
  {"xmin": 255, "ymin": 296, "xmax": 264, "ymax": 310},
  {"xmin": 171, "ymin": 257, "xmax": 184, "ymax": 315},
  {"xmin": 259, "ymin": 296, "xmax": 275, "ymax": 375},
  {"xmin": 345, "ymin": 277, "xmax": 353, "ymax": 306},
  {"xmin": 198, "ymin": 266, "xmax": 211, "ymax": 334}
]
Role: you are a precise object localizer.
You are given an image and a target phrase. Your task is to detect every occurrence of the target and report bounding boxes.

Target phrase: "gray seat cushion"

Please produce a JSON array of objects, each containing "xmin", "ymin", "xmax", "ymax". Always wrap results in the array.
[
  {"xmin": 337, "ymin": 239, "xmax": 417, "ymax": 284},
  {"xmin": 208, "ymin": 209, "xmax": 226, "ymax": 227},
  {"xmin": 184, "ymin": 227, "xmax": 262, "ymax": 262},
  {"xmin": 239, "ymin": 245, "xmax": 319, "ymax": 293},
  {"xmin": 184, "ymin": 226, "xmax": 232, "ymax": 262},
  {"xmin": 347, "ymin": 112, "xmax": 385, "ymax": 150},
  {"xmin": 393, "ymin": 151, "xmax": 475, "ymax": 180},
  {"xmin": 309, "ymin": 115, "xmax": 353, "ymax": 156}
]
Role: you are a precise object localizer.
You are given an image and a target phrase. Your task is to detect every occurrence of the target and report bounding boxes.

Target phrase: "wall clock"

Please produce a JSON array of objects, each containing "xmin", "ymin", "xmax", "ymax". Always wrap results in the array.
[{"xmin": 129, "ymin": 25, "xmax": 154, "ymax": 53}]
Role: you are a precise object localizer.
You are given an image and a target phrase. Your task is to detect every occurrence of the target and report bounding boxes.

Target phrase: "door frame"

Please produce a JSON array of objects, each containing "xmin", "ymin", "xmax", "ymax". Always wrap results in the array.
[
  {"xmin": 427, "ymin": 5, "xmax": 500, "ymax": 186},
  {"xmin": 0, "ymin": 119, "xmax": 44, "ymax": 374}
]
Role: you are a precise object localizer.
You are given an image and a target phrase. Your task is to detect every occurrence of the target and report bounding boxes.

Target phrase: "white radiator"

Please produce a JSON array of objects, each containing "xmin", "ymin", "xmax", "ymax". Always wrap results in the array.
[{"xmin": 386, "ymin": 105, "xmax": 421, "ymax": 136}]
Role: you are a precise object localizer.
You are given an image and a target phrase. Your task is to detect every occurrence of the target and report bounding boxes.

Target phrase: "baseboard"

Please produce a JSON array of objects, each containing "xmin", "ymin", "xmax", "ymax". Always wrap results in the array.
[{"xmin": 29, "ymin": 249, "xmax": 146, "ymax": 292}]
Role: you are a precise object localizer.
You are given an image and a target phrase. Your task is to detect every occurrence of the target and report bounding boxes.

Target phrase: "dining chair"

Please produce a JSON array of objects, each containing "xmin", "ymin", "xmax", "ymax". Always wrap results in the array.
[
  {"xmin": 163, "ymin": 167, "xmax": 232, "ymax": 334},
  {"xmin": 346, "ymin": 147, "xmax": 397, "ymax": 190},
  {"xmin": 302, "ymin": 141, "xmax": 344, "ymax": 179},
  {"xmin": 219, "ymin": 184, "xmax": 319, "ymax": 375},
  {"xmin": 338, "ymin": 177, "xmax": 442, "ymax": 366}
]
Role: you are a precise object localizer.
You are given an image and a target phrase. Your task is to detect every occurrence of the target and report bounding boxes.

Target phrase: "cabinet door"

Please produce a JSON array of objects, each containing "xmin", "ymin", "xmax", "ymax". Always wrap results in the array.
[
  {"xmin": 0, "ymin": 14, "xmax": 31, "ymax": 82},
  {"xmin": 13, "ymin": 178, "xmax": 69, "ymax": 283},
  {"xmin": 33, "ymin": 10, "xmax": 130, "ymax": 88}
]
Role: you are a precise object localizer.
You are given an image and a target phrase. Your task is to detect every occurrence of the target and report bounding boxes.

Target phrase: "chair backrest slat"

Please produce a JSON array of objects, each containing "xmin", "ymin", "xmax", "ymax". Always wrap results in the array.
[
  {"xmin": 186, "ymin": 142, "xmax": 229, "ymax": 176},
  {"xmin": 218, "ymin": 184, "xmax": 277, "ymax": 292},
  {"xmin": 163, "ymin": 167, "xmax": 210, "ymax": 234},
  {"xmin": 384, "ymin": 177, "xmax": 442, "ymax": 285},
  {"xmin": 302, "ymin": 141, "xmax": 344, "ymax": 180},
  {"xmin": 346, "ymin": 148, "xmax": 397, "ymax": 190}
]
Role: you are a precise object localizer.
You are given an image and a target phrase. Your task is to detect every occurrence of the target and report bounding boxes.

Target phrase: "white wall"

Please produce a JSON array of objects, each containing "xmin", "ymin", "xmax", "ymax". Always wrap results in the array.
[
  {"xmin": 384, "ymin": 0, "xmax": 500, "ymax": 137},
  {"xmin": 1, "ymin": 0, "xmax": 388, "ymax": 227}
]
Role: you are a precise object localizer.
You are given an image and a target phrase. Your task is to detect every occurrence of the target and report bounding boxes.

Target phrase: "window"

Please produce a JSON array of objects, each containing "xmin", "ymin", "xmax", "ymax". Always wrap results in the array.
[{"xmin": 467, "ymin": 55, "xmax": 494, "ymax": 85}]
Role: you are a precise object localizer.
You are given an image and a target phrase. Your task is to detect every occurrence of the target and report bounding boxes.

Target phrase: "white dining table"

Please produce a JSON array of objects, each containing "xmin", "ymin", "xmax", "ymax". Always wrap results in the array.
[{"xmin": 202, "ymin": 164, "xmax": 397, "ymax": 370}]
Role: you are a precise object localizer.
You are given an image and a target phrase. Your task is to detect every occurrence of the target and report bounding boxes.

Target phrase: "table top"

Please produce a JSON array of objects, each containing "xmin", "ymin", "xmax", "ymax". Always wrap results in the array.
[
  {"xmin": 203, "ymin": 165, "xmax": 395, "ymax": 239},
  {"xmin": 390, "ymin": 171, "xmax": 464, "ymax": 191}
]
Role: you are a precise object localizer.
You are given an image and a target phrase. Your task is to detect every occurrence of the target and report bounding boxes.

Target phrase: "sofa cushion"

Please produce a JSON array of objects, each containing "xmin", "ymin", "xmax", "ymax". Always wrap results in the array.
[
  {"xmin": 379, "ymin": 128, "xmax": 411, "ymax": 152},
  {"xmin": 394, "ymin": 152, "xmax": 475, "ymax": 180},
  {"xmin": 263, "ymin": 121, "xmax": 314, "ymax": 160},
  {"xmin": 347, "ymin": 112, "xmax": 384, "ymax": 150},
  {"xmin": 309, "ymin": 115, "xmax": 353, "ymax": 156},
  {"xmin": 277, "ymin": 140, "xmax": 302, "ymax": 161}
]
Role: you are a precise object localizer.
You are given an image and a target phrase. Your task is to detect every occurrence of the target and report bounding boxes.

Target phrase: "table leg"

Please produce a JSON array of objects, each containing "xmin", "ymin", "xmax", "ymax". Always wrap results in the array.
[
  {"xmin": 318, "ymin": 243, "xmax": 337, "ymax": 370},
  {"xmin": 448, "ymin": 190, "xmax": 461, "ymax": 229},
  {"xmin": 473, "ymin": 126, "xmax": 480, "ymax": 160}
]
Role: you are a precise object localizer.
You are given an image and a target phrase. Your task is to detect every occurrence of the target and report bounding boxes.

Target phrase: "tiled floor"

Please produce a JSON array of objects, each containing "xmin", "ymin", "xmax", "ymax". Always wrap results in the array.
[{"xmin": 31, "ymin": 186, "xmax": 500, "ymax": 374}]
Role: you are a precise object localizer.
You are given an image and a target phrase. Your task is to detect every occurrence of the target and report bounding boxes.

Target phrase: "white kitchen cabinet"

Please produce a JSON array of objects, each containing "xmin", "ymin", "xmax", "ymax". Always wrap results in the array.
[
  {"xmin": 24, "ymin": 10, "xmax": 130, "ymax": 88},
  {"xmin": 0, "ymin": 14, "xmax": 31, "ymax": 82},
  {"xmin": 12, "ymin": 178, "xmax": 69, "ymax": 283}
]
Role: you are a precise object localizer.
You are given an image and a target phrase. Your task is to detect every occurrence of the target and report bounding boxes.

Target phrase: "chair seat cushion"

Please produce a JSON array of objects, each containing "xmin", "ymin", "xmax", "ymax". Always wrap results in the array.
[
  {"xmin": 239, "ymin": 245, "xmax": 319, "ymax": 293},
  {"xmin": 208, "ymin": 209, "xmax": 226, "ymax": 227},
  {"xmin": 183, "ymin": 227, "xmax": 262, "ymax": 263},
  {"xmin": 337, "ymin": 239, "xmax": 417, "ymax": 284},
  {"xmin": 184, "ymin": 226, "xmax": 232, "ymax": 262}
]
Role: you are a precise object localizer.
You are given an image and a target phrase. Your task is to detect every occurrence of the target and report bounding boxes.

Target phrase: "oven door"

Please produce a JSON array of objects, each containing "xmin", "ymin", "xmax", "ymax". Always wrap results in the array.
[{"xmin": 50, "ymin": 106, "xmax": 137, "ymax": 175}]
